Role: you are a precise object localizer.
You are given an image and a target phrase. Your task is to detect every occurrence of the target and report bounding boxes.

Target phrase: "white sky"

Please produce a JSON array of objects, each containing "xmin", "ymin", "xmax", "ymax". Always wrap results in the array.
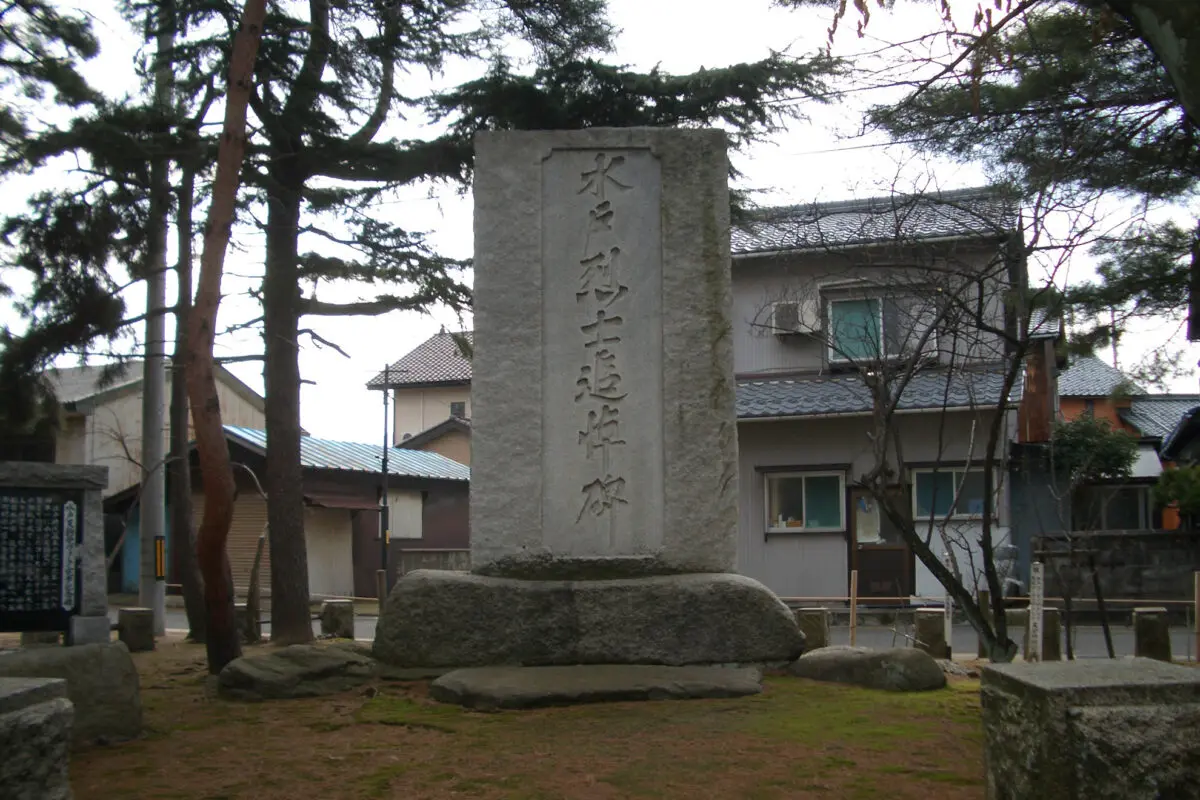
[{"xmin": 5, "ymin": 0, "xmax": 1198, "ymax": 446}]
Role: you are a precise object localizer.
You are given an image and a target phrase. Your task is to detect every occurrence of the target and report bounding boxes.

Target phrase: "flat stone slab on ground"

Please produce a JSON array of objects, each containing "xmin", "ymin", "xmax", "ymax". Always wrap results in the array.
[
  {"xmin": 0, "ymin": 641, "xmax": 140, "ymax": 745},
  {"xmin": 218, "ymin": 644, "xmax": 377, "ymax": 701},
  {"xmin": 430, "ymin": 665, "xmax": 763, "ymax": 710},
  {"xmin": 374, "ymin": 570, "xmax": 803, "ymax": 668},
  {"xmin": 981, "ymin": 658, "xmax": 1200, "ymax": 800},
  {"xmin": 0, "ymin": 677, "xmax": 73, "ymax": 800},
  {"xmin": 786, "ymin": 646, "xmax": 947, "ymax": 692}
]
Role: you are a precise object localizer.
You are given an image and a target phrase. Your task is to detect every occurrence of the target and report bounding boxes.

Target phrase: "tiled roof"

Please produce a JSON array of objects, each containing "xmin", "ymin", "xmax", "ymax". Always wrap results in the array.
[
  {"xmin": 44, "ymin": 361, "xmax": 142, "ymax": 404},
  {"xmin": 737, "ymin": 368, "xmax": 1022, "ymax": 419},
  {"xmin": 1119, "ymin": 396, "xmax": 1200, "ymax": 440},
  {"xmin": 1056, "ymin": 356, "xmax": 1142, "ymax": 397},
  {"xmin": 368, "ymin": 331, "xmax": 473, "ymax": 388},
  {"xmin": 731, "ymin": 187, "xmax": 1016, "ymax": 256},
  {"xmin": 1028, "ymin": 308, "xmax": 1061, "ymax": 340},
  {"xmin": 223, "ymin": 425, "xmax": 469, "ymax": 481}
]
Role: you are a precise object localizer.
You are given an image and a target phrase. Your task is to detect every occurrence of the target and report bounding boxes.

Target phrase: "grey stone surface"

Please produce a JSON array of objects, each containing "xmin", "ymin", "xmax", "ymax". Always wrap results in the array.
[
  {"xmin": 320, "ymin": 599, "xmax": 354, "ymax": 639},
  {"xmin": 117, "ymin": 608, "xmax": 155, "ymax": 652},
  {"xmin": 218, "ymin": 644, "xmax": 376, "ymax": 701},
  {"xmin": 1132, "ymin": 607, "xmax": 1171, "ymax": 662},
  {"xmin": 470, "ymin": 128, "xmax": 737, "ymax": 578},
  {"xmin": 430, "ymin": 664, "xmax": 763, "ymax": 710},
  {"xmin": 794, "ymin": 608, "xmax": 828, "ymax": 650},
  {"xmin": 914, "ymin": 608, "xmax": 949, "ymax": 658},
  {"xmin": 0, "ymin": 641, "xmax": 141, "ymax": 744},
  {"xmin": 67, "ymin": 616, "xmax": 111, "ymax": 646},
  {"xmin": 0, "ymin": 694, "xmax": 73, "ymax": 800},
  {"xmin": 1023, "ymin": 607, "xmax": 1062, "ymax": 661},
  {"xmin": 980, "ymin": 658, "xmax": 1200, "ymax": 800},
  {"xmin": 20, "ymin": 631, "xmax": 61, "ymax": 647},
  {"xmin": 786, "ymin": 646, "xmax": 947, "ymax": 692},
  {"xmin": 374, "ymin": 570, "xmax": 803, "ymax": 668},
  {"xmin": 0, "ymin": 676, "xmax": 67, "ymax": 716}
]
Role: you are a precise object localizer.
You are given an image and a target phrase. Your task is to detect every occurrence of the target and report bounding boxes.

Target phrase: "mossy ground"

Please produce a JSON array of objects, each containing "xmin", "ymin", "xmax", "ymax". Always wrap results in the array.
[{"xmin": 69, "ymin": 638, "xmax": 985, "ymax": 799}]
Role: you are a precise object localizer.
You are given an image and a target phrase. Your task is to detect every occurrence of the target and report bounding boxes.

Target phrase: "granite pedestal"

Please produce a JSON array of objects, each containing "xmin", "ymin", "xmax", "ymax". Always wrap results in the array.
[{"xmin": 980, "ymin": 658, "xmax": 1200, "ymax": 800}]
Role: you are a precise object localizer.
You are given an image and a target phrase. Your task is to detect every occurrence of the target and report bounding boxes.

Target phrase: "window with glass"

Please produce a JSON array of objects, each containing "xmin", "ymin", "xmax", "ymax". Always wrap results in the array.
[
  {"xmin": 828, "ymin": 295, "xmax": 928, "ymax": 363},
  {"xmin": 449, "ymin": 401, "xmax": 466, "ymax": 418},
  {"xmin": 1071, "ymin": 485, "xmax": 1157, "ymax": 531},
  {"xmin": 913, "ymin": 468, "xmax": 988, "ymax": 519},
  {"xmin": 765, "ymin": 471, "xmax": 845, "ymax": 532}
]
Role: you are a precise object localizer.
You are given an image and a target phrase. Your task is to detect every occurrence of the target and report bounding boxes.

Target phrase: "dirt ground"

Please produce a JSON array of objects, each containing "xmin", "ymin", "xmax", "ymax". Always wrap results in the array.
[{"xmin": 64, "ymin": 638, "xmax": 986, "ymax": 800}]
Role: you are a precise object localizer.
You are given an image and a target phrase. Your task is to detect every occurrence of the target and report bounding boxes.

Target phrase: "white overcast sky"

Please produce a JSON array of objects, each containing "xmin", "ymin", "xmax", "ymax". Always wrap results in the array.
[{"xmin": 6, "ymin": 0, "xmax": 1198, "ymax": 445}]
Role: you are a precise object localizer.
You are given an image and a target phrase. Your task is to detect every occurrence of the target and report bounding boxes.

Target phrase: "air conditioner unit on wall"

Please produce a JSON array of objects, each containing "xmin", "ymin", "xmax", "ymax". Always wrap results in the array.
[{"xmin": 770, "ymin": 300, "xmax": 803, "ymax": 336}]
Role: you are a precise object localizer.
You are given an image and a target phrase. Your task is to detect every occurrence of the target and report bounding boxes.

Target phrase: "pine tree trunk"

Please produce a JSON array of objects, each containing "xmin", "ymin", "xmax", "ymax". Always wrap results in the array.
[
  {"xmin": 171, "ymin": 166, "xmax": 205, "ymax": 643},
  {"xmin": 187, "ymin": 0, "xmax": 266, "ymax": 673},
  {"xmin": 263, "ymin": 162, "xmax": 313, "ymax": 644}
]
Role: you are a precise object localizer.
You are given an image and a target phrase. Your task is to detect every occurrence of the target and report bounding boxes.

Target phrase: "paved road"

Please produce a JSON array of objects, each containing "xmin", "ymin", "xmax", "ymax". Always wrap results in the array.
[{"xmin": 125, "ymin": 608, "xmax": 1197, "ymax": 660}]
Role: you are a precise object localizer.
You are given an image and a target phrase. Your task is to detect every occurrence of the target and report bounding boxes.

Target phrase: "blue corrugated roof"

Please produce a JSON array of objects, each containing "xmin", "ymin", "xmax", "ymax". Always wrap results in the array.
[{"xmin": 222, "ymin": 426, "xmax": 469, "ymax": 482}]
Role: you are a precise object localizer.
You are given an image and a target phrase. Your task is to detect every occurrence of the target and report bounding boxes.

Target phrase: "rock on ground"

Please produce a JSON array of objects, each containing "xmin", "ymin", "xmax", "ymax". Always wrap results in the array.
[
  {"xmin": 787, "ymin": 646, "xmax": 947, "ymax": 692},
  {"xmin": 430, "ymin": 664, "xmax": 764, "ymax": 710},
  {"xmin": 0, "ymin": 692, "xmax": 73, "ymax": 800},
  {"xmin": 218, "ymin": 644, "xmax": 377, "ymax": 701},
  {"xmin": 937, "ymin": 659, "xmax": 980, "ymax": 678},
  {"xmin": 373, "ymin": 570, "xmax": 804, "ymax": 668},
  {"xmin": 0, "ymin": 641, "xmax": 142, "ymax": 744}
]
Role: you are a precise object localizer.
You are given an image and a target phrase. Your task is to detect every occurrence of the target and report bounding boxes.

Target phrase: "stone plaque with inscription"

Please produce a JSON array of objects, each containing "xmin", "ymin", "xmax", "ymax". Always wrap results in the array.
[
  {"xmin": 372, "ymin": 129, "xmax": 803, "ymax": 671},
  {"xmin": 0, "ymin": 463, "xmax": 109, "ymax": 644},
  {"xmin": 470, "ymin": 128, "xmax": 739, "ymax": 578}
]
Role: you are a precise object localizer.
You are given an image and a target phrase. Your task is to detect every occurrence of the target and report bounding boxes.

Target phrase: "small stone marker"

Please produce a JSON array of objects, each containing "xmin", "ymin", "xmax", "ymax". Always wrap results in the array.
[
  {"xmin": 117, "ymin": 607, "xmax": 155, "ymax": 652},
  {"xmin": 0, "ymin": 677, "xmax": 73, "ymax": 800},
  {"xmin": 980, "ymin": 658, "xmax": 1200, "ymax": 800},
  {"xmin": 1023, "ymin": 607, "xmax": 1061, "ymax": 662},
  {"xmin": 794, "ymin": 608, "xmax": 828, "ymax": 650},
  {"xmin": 373, "ymin": 128, "xmax": 802, "ymax": 669},
  {"xmin": 1132, "ymin": 606, "xmax": 1171, "ymax": 662},
  {"xmin": 430, "ymin": 665, "xmax": 763, "ymax": 711},
  {"xmin": 320, "ymin": 599, "xmax": 355, "ymax": 639},
  {"xmin": 914, "ymin": 608, "xmax": 949, "ymax": 659},
  {"xmin": 234, "ymin": 601, "xmax": 260, "ymax": 644}
]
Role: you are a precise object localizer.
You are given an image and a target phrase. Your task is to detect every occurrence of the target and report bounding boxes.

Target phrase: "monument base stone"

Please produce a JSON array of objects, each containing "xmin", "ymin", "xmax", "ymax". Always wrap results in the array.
[
  {"xmin": 0, "ymin": 678, "xmax": 73, "ymax": 800},
  {"xmin": 373, "ymin": 570, "xmax": 804, "ymax": 669},
  {"xmin": 981, "ymin": 658, "xmax": 1200, "ymax": 800}
]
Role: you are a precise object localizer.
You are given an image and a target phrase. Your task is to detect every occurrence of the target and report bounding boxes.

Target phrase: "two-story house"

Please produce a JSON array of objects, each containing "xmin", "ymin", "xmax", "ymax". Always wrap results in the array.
[
  {"xmin": 367, "ymin": 330, "xmax": 472, "ymax": 465},
  {"xmin": 370, "ymin": 187, "xmax": 1032, "ymax": 604}
]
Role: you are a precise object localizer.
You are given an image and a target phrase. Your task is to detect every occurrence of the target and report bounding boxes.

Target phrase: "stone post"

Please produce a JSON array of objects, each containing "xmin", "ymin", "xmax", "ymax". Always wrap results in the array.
[
  {"xmin": 320, "ymin": 599, "xmax": 355, "ymax": 640},
  {"xmin": 915, "ymin": 608, "xmax": 949, "ymax": 659},
  {"xmin": 1133, "ymin": 606, "xmax": 1172, "ymax": 662},
  {"xmin": 794, "ymin": 608, "xmax": 829, "ymax": 651},
  {"xmin": 977, "ymin": 589, "xmax": 991, "ymax": 659},
  {"xmin": 234, "ymin": 602, "xmax": 260, "ymax": 644},
  {"xmin": 117, "ymin": 608, "xmax": 156, "ymax": 652},
  {"xmin": 1023, "ymin": 608, "xmax": 1062, "ymax": 661}
]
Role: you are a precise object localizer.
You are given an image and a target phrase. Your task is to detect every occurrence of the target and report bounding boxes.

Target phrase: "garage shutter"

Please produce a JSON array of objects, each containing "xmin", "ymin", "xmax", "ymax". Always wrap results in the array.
[{"xmin": 191, "ymin": 491, "xmax": 272, "ymax": 595}]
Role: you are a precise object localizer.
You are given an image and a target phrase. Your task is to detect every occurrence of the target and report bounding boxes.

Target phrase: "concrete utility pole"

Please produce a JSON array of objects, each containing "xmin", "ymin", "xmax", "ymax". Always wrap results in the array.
[{"xmin": 139, "ymin": 1, "xmax": 174, "ymax": 636}]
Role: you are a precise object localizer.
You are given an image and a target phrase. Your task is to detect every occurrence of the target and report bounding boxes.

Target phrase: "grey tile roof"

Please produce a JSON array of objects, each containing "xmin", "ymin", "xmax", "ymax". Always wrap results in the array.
[
  {"xmin": 731, "ymin": 187, "xmax": 1016, "ymax": 256},
  {"xmin": 1029, "ymin": 308, "xmax": 1061, "ymax": 340},
  {"xmin": 1119, "ymin": 396, "xmax": 1200, "ymax": 440},
  {"xmin": 1056, "ymin": 356, "xmax": 1142, "ymax": 397},
  {"xmin": 737, "ymin": 368, "xmax": 1022, "ymax": 419},
  {"xmin": 44, "ymin": 361, "xmax": 142, "ymax": 404},
  {"xmin": 368, "ymin": 331, "xmax": 473, "ymax": 388},
  {"xmin": 224, "ymin": 425, "xmax": 469, "ymax": 481}
]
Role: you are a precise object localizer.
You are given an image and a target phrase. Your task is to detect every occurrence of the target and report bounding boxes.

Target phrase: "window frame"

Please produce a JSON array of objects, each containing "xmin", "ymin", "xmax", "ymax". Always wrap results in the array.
[
  {"xmin": 826, "ymin": 296, "xmax": 884, "ymax": 364},
  {"xmin": 763, "ymin": 470, "xmax": 846, "ymax": 534},
  {"xmin": 449, "ymin": 400, "xmax": 466, "ymax": 419},
  {"xmin": 1071, "ymin": 483, "xmax": 1155, "ymax": 531},
  {"xmin": 911, "ymin": 467, "xmax": 993, "ymax": 522}
]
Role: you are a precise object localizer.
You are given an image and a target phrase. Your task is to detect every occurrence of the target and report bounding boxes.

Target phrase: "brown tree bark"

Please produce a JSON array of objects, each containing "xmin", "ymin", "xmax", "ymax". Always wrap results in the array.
[
  {"xmin": 170, "ymin": 165, "xmax": 206, "ymax": 643},
  {"xmin": 186, "ymin": 0, "xmax": 267, "ymax": 673},
  {"xmin": 263, "ymin": 162, "xmax": 313, "ymax": 644}
]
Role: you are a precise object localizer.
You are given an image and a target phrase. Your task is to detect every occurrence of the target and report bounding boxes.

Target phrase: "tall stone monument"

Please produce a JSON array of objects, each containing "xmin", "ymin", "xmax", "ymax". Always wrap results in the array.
[{"xmin": 373, "ymin": 128, "xmax": 802, "ymax": 668}]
